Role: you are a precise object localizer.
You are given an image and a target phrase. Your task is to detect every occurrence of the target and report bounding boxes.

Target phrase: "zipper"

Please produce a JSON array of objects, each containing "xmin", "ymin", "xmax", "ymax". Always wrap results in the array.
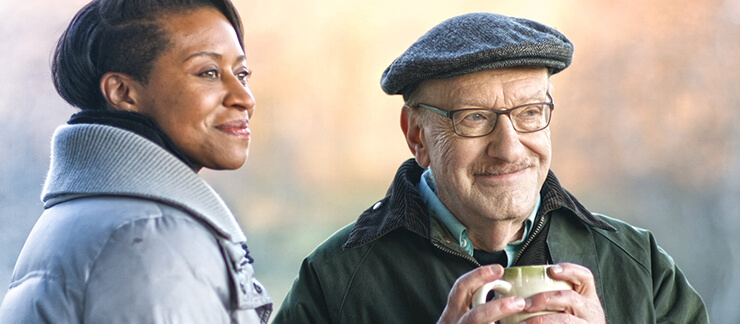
[
  {"xmin": 429, "ymin": 212, "xmax": 480, "ymax": 266},
  {"xmin": 512, "ymin": 214, "xmax": 547, "ymax": 265},
  {"xmin": 431, "ymin": 214, "xmax": 548, "ymax": 267},
  {"xmin": 433, "ymin": 240, "xmax": 480, "ymax": 266}
]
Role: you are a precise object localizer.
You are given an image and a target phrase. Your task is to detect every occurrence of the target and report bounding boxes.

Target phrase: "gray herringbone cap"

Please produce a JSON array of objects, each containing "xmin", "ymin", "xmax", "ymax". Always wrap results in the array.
[{"xmin": 381, "ymin": 12, "xmax": 574, "ymax": 96}]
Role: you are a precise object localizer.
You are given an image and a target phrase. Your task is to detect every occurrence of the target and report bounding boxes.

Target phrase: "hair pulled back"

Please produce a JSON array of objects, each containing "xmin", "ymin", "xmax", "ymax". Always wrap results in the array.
[{"xmin": 52, "ymin": 0, "xmax": 244, "ymax": 110}]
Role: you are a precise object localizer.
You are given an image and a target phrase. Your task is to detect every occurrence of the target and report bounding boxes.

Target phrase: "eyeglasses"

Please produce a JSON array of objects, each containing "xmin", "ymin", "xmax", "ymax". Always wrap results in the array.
[{"xmin": 415, "ymin": 93, "xmax": 554, "ymax": 138}]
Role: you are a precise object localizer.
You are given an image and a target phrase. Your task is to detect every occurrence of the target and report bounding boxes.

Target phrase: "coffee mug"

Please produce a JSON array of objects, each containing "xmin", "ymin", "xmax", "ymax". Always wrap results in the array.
[{"xmin": 471, "ymin": 265, "xmax": 573, "ymax": 324}]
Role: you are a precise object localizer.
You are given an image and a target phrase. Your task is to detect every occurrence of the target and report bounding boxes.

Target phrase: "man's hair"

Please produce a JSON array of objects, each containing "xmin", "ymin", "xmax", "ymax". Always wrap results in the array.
[{"xmin": 51, "ymin": 0, "xmax": 244, "ymax": 110}]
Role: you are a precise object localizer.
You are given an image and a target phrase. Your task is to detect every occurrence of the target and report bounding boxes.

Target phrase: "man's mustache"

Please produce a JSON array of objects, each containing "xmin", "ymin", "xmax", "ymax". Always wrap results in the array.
[{"xmin": 471, "ymin": 162, "xmax": 533, "ymax": 176}]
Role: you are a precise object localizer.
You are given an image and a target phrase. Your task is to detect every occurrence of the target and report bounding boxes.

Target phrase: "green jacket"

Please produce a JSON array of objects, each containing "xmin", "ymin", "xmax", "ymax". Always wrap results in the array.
[{"xmin": 274, "ymin": 159, "xmax": 709, "ymax": 323}]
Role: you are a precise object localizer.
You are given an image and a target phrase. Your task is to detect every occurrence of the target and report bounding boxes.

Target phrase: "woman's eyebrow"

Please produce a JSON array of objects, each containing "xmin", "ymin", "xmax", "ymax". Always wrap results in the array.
[
  {"xmin": 183, "ymin": 51, "xmax": 222, "ymax": 63},
  {"xmin": 183, "ymin": 52, "xmax": 247, "ymax": 65}
]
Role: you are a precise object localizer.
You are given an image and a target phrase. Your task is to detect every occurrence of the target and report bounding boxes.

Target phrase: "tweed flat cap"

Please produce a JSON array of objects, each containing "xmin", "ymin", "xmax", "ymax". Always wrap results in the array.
[{"xmin": 381, "ymin": 13, "xmax": 574, "ymax": 96}]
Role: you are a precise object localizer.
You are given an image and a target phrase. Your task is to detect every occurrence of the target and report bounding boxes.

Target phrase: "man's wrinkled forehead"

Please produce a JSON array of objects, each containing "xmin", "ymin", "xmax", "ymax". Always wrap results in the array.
[{"xmin": 416, "ymin": 68, "xmax": 550, "ymax": 108}]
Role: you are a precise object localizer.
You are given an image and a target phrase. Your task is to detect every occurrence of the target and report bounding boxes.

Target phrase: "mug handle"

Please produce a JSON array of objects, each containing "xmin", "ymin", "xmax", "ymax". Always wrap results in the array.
[{"xmin": 471, "ymin": 280, "xmax": 513, "ymax": 306}]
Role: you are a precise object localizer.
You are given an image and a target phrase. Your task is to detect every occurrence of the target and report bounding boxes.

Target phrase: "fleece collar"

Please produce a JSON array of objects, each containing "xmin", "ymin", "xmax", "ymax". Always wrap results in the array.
[{"xmin": 42, "ymin": 124, "xmax": 247, "ymax": 243}]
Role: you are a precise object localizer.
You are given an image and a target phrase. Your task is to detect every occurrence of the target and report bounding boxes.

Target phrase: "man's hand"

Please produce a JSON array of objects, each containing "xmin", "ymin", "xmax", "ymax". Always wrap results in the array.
[
  {"xmin": 519, "ymin": 263, "xmax": 606, "ymax": 323},
  {"xmin": 437, "ymin": 265, "xmax": 526, "ymax": 324},
  {"xmin": 438, "ymin": 263, "xmax": 606, "ymax": 324}
]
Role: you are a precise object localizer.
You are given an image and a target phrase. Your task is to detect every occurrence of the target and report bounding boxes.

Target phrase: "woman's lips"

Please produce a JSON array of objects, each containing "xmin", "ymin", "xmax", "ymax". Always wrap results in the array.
[{"xmin": 216, "ymin": 120, "xmax": 250, "ymax": 138}]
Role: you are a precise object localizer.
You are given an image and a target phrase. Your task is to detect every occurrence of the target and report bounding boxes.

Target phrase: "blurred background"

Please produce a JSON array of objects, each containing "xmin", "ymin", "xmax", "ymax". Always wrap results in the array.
[{"xmin": 1, "ymin": 0, "xmax": 738, "ymax": 322}]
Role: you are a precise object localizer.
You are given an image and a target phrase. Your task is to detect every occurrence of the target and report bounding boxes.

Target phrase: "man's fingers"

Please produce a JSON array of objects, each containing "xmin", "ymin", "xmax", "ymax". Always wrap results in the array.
[
  {"xmin": 464, "ymin": 296, "xmax": 526, "ymax": 324},
  {"xmin": 522, "ymin": 289, "xmax": 604, "ymax": 323},
  {"xmin": 437, "ymin": 265, "xmax": 506, "ymax": 324},
  {"xmin": 521, "ymin": 263, "xmax": 606, "ymax": 323},
  {"xmin": 522, "ymin": 289, "xmax": 585, "ymax": 314},
  {"xmin": 547, "ymin": 263, "xmax": 598, "ymax": 298},
  {"xmin": 520, "ymin": 312, "xmax": 589, "ymax": 324},
  {"xmin": 450, "ymin": 264, "xmax": 505, "ymax": 305}
]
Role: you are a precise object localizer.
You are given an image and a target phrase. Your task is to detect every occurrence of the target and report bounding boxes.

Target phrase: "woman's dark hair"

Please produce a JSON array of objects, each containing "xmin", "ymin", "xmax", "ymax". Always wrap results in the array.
[{"xmin": 52, "ymin": 0, "xmax": 244, "ymax": 110}]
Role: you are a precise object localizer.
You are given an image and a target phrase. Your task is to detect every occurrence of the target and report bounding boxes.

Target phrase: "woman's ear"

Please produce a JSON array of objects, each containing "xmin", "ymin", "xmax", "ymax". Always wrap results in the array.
[
  {"xmin": 99, "ymin": 72, "xmax": 143, "ymax": 112},
  {"xmin": 401, "ymin": 105, "xmax": 430, "ymax": 168}
]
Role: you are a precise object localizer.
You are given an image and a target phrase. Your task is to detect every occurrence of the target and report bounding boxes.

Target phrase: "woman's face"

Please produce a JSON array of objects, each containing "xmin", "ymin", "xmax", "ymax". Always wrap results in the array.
[{"xmin": 133, "ymin": 7, "xmax": 255, "ymax": 171}]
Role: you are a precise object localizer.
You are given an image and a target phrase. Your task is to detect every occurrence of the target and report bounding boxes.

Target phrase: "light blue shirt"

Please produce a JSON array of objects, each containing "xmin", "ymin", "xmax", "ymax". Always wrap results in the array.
[{"xmin": 417, "ymin": 169, "xmax": 540, "ymax": 267}]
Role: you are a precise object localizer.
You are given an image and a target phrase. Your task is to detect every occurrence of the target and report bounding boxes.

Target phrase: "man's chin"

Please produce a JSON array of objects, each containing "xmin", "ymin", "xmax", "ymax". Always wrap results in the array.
[{"xmin": 470, "ymin": 194, "xmax": 538, "ymax": 217}]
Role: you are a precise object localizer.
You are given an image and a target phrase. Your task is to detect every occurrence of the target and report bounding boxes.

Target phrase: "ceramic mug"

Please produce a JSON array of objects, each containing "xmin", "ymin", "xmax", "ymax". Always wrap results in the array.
[{"xmin": 471, "ymin": 265, "xmax": 573, "ymax": 324}]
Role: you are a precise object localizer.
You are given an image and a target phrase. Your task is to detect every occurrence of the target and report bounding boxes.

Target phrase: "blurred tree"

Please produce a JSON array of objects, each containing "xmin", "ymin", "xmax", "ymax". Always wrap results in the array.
[{"xmin": 1, "ymin": 0, "xmax": 737, "ymax": 321}]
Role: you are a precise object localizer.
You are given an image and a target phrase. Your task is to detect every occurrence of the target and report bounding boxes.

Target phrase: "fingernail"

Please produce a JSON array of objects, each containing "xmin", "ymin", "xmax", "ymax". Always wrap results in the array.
[
  {"xmin": 550, "ymin": 264, "xmax": 563, "ymax": 273},
  {"xmin": 514, "ymin": 296, "xmax": 526, "ymax": 308},
  {"xmin": 524, "ymin": 298, "xmax": 532, "ymax": 309}
]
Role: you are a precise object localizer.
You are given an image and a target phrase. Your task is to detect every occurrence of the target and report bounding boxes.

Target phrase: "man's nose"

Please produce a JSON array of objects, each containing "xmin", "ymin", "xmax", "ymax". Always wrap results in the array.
[{"xmin": 485, "ymin": 115, "xmax": 526, "ymax": 162}]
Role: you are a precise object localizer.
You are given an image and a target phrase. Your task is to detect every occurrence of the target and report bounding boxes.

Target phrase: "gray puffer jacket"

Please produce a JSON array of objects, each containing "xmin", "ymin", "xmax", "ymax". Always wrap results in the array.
[{"xmin": 0, "ymin": 124, "xmax": 272, "ymax": 323}]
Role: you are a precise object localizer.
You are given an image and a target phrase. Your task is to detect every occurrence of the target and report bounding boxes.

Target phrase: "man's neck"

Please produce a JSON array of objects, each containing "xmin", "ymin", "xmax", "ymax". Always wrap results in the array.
[{"xmin": 465, "ymin": 217, "xmax": 527, "ymax": 252}]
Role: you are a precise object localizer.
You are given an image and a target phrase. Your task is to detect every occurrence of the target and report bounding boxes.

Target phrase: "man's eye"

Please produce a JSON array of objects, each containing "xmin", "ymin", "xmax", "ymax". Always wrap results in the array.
[
  {"xmin": 463, "ymin": 112, "xmax": 488, "ymax": 121},
  {"xmin": 518, "ymin": 106, "xmax": 544, "ymax": 118}
]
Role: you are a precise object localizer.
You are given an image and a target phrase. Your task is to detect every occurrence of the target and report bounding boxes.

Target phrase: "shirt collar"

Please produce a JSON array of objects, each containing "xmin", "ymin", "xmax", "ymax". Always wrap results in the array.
[{"xmin": 417, "ymin": 169, "xmax": 472, "ymax": 254}]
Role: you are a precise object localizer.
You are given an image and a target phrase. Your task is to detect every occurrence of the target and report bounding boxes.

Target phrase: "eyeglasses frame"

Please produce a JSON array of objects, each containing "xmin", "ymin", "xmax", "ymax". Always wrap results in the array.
[{"xmin": 412, "ymin": 93, "xmax": 555, "ymax": 138}]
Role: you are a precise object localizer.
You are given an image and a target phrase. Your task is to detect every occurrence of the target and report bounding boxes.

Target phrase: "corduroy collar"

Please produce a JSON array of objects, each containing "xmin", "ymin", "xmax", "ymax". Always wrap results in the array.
[
  {"xmin": 344, "ymin": 158, "xmax": 615, "ymax": 249},
  {"xmin": 42, "ymin": 124, "xmax": 247, "ymax": 243}
]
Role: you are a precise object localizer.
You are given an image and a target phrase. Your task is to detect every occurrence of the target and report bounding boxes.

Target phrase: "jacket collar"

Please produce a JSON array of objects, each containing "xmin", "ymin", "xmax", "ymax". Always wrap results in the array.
[
  {"xmin": 42, "ymin": 124, "xmax": 247, "ymax": 243},
  {"xmin": 344, "ymin": 158, "xmax": 615, "ymax": 249}
]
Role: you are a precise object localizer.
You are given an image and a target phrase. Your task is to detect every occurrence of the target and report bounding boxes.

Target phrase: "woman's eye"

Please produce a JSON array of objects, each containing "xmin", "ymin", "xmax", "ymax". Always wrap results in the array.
[
  {"xmin": 236, "ymin": 69, "xmax": 252, "ymax": 84},
  {"xmin": 200, "ymin": 69, "xmax": 220, "ymax": 79}
]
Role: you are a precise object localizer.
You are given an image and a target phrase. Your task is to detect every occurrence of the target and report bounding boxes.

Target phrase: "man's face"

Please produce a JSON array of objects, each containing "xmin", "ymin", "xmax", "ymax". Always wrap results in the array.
[{"xmin": 409, "ymin": 67, "xmax": 552, "ymax": 226}]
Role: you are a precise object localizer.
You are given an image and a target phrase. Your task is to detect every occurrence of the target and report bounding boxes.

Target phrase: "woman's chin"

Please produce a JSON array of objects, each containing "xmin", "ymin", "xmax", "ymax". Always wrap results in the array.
[{"xmin": 197, "ymin": 152, "xmax": 248, "ymax": 172}]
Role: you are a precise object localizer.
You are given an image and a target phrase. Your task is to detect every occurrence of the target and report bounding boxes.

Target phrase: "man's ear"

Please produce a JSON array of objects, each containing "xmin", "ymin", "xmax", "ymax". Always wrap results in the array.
[
  {"xmin": 99, "ymin": 72, "xmax": 143, "ymax": 112},
  {"xmin": 401, "ymin": 105, "xmax": 430, "ymax": 168}
]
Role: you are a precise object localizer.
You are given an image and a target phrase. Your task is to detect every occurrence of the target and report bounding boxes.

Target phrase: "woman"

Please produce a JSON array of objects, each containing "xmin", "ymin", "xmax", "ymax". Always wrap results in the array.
[{"xmin": 0, "ymin": 0, "xmax": 271, "ymax": 322}]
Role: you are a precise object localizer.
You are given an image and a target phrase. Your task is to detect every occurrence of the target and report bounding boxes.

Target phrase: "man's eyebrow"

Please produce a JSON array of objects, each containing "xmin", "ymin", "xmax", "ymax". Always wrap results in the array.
[
  {"xmin": 507, "ymin": 91, "xmax": 549, "ymax": 105},
  {"xmin": 457, "ymin": 91, "xmax": 547, "ymax": 108},
  {"xmin": 519, "ymin": 90, "xmax": 548, "ymax": 102}
]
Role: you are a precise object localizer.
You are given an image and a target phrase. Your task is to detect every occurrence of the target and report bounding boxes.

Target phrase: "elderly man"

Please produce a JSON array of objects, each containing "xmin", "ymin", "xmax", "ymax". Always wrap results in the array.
[{"xmin": 273, "ymin": 13, "xmax": 709, "ymax": 323}]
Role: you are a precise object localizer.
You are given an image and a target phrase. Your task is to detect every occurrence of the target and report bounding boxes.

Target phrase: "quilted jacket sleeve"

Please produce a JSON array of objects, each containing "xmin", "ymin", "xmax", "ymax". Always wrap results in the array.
[{"xmin": 0, "ymin": 274, "xmax": 83, "ymax": 323}]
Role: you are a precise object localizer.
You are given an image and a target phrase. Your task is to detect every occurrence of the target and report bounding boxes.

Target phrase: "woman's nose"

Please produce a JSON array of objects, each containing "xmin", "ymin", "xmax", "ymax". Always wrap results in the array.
[{"xmin": 224, "ymin": 75, "xmax": 256, "ymax": 115}]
